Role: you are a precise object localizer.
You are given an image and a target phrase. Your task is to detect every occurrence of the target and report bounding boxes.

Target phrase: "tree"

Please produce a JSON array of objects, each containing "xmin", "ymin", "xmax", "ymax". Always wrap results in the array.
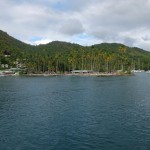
[{"xmin": 119, "ymin": 46, "xmax": 127, "ymax": 71}]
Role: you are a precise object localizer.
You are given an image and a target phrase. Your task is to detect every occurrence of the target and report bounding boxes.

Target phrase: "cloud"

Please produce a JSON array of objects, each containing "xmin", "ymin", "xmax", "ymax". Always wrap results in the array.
[
  {"xmin": 0, "ymin": 0, "xmax": 150, "ymax": 51},
  {"xmin": 30, "ymin": 38, "xmax": 52, "ymax": 45},
  {"xmin": 59, "ymin": 19, "xmax": 84, "ymax": 35}
]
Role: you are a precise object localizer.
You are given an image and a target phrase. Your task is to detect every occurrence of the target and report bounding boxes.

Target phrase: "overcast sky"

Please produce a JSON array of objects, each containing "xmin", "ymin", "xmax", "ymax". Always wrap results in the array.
[{"xmin": 1, "ymin": 0, "xmax": 150, "ymax": 51}]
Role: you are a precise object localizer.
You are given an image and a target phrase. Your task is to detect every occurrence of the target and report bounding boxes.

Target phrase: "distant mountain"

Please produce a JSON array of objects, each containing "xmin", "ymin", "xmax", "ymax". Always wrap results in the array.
[
  {"xmin": 0, "ymin": 30, "xmax": 34, "ymax": 52},
  {"xmin": 36, "ymin": 40, "xmax": 83, "ymax": 54},
  {"xmin": 0, "ymin": 29, "xmax": 150, "ymax": 55},
  {"xmin": 91, "ymin": 42, "xmax": 150, "ymax": 56}
]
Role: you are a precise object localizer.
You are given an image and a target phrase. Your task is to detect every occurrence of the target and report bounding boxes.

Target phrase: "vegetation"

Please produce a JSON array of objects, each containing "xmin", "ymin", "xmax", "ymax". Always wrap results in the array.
[{"xmin": 1, "ymin": 30, "xmax": 150, "ymax": 74}]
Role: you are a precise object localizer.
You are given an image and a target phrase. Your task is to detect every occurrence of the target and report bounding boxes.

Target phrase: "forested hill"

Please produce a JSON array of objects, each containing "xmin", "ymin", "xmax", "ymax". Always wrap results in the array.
[
  {"xmin": 92, "ymin": 43, "xmax": 150, "ymax": 57},
  {"xmin": 1, "ymin": 29, "xmax": 150, "ymax": 73},
  {"xmin": 0, "ymin": 30, "xmax": 35, "ymax": 52}
]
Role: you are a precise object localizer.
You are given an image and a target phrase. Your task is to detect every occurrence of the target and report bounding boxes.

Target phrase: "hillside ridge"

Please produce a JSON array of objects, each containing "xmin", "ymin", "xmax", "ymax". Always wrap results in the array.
[{"xmin": 1, "ymin": 29, "xmax": 150, "ymax": 73}]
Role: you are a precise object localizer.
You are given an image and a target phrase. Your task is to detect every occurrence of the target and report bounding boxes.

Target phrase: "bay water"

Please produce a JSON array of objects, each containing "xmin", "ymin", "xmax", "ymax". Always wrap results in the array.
[{"xmin": 0, "ymin": 74, "xmax": 150, "ymax": 150}]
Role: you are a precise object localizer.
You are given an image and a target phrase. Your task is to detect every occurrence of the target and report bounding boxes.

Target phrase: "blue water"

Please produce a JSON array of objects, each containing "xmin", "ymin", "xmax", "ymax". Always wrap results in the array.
[{"xmin": 0, "ymin": 74, "xmax": 150, "ymax": 150}]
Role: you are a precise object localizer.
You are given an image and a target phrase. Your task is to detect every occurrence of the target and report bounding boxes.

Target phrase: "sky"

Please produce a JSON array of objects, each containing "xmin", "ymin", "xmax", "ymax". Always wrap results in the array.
[{"xmin": 1, "ymin": 0, "xmax": 150, "ymax": 51}]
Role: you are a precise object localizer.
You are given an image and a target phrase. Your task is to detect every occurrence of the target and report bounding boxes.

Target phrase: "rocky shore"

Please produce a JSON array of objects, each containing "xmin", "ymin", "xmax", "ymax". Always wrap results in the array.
[{"xmin": 24, "ymin": 72, "xmax": 132, "ymax": 77}]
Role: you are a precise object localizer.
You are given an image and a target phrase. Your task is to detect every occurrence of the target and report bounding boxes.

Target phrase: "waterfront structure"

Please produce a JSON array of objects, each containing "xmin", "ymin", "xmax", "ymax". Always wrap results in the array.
[{"xmin": 71, "ymin": 70, "xmax": 94, "ymax": 74}]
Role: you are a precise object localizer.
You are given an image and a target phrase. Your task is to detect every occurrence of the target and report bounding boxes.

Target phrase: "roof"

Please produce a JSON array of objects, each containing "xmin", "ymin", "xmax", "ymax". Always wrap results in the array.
[{"xmin": 71, "ymin": 70, "xmax": 93, "ymax": 73}]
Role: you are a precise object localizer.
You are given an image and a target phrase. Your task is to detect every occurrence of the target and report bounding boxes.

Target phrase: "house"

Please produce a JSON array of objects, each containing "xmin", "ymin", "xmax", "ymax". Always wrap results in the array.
[
  {"xmin": 71, "ymin": 70, "xmax": 94, "ymax": 74},
  {"xmin": 4, "ymin": 50, "xmax": 11, "ymax": 57}
]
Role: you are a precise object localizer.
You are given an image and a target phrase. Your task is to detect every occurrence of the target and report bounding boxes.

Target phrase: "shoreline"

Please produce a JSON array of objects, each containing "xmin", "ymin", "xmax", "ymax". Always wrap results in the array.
[
  {"xmin": 0, "ymin": 70, "xmax": 133, "ymax": 77},
  {"xmin": 22, "ymin": 72, "xmax": 132, "ymax": 77}
]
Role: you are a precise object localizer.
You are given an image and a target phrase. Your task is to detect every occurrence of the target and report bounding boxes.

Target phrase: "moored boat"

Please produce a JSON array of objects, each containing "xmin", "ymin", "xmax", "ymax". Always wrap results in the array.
[
  {"xmin": 0, "ymin": 70, "xmax": 17, "ymax": 76},
  {"xmin": 146, "ymin": 70, "xmax": 150, "ymax": 73}
]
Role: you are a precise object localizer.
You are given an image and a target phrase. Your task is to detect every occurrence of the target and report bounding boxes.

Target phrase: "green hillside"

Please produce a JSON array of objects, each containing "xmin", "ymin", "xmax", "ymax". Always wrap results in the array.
[{"xmin": 0, "ymin": 30, "xmax": 150, "ymax": 73}]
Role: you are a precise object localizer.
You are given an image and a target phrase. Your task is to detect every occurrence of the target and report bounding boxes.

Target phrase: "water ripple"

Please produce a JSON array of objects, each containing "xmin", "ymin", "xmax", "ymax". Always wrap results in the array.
[{"xmin": 0, "ymin": 75, "xmax": 150, "ymax": 149}]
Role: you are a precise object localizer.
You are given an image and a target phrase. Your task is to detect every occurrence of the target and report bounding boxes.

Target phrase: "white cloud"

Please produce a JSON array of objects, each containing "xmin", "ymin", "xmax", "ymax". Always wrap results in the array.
[
  {"xmin": 0, "ymin": 0, "xmax": 150, "ymax": 51},
  {"xmin": 29, "ymin": 38, "xmax": 52, "ymax": 45}
]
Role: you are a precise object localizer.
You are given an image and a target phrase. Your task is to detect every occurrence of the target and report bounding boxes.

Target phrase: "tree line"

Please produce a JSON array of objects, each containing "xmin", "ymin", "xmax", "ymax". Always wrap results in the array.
[{"xmin": 7, "ymin": 45, "xmax": 149, "ymax": 74}]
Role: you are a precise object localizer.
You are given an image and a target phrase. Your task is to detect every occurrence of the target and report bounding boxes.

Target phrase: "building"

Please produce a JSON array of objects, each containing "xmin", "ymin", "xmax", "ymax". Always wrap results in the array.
[{"xmin": 71, "ymin": 70, "xmax": 94, "ymax": 74}]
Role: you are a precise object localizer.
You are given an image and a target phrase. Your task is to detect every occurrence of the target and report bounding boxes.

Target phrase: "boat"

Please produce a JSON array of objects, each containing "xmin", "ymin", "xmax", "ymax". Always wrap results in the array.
[
  {"xmin": 146, "ymin": 70, "xmax": 150, "ymax": 74},
  {"xmin": 0, "ymin": 70, "xmax": 17, "ymax": 76},
  {"xmin": 0, "ymin": 74, "xmax": 5, "ymax": 77},
  {"xmin": 131, "ymin": 70, "xmax": 145, "ymax": 73}
]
